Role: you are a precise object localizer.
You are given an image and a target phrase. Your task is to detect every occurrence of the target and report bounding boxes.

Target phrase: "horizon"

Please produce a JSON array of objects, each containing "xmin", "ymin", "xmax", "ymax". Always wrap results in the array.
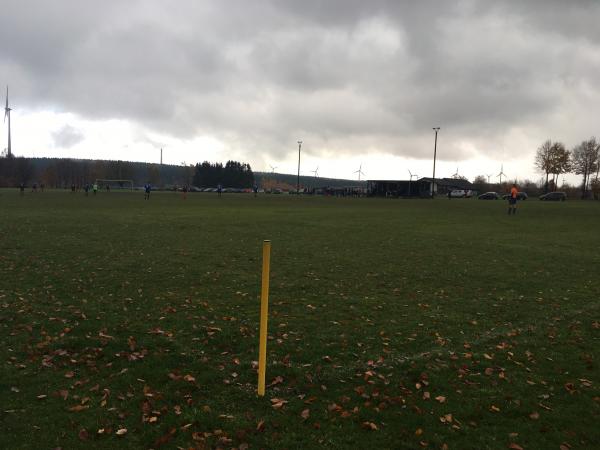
[{"xmin": 2, "ymin": 1, "xmax": 599, "ymax": 186}]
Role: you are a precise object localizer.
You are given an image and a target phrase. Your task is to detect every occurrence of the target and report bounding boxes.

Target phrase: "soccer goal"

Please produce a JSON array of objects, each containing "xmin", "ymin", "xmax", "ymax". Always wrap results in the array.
[{"xmin": 95, "ymin": 179, "xmax": 134, "ymax": 190}]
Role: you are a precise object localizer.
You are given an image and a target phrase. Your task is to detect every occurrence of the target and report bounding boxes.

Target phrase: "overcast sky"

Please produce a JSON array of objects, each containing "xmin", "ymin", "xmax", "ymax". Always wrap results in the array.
[{"xmin": 1, "ymin": 0, "xmax": 599, "ymax": 183}]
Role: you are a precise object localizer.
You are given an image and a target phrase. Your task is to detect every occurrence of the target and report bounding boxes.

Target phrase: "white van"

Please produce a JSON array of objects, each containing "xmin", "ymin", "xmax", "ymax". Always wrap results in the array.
[{"xmin": 449, "ymin": 189, "xmax": 473, "ymax": 198}]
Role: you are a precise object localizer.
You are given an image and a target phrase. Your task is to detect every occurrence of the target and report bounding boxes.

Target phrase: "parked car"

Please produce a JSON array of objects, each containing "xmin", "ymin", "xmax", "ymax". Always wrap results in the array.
[
  {"xmin": 540, "ymin": 192, "xmax": 567, "ymax": 201},
  {"xmin": 478, "ymin": 192, "xmax": 499, "ymax": 200},
  {"xmin": 502, "ymin": 192, "xmax": 528, "ymax": 200},
  {"xmin": 449, "ymin": 189, "xmax": 473, "ymax": 198}
]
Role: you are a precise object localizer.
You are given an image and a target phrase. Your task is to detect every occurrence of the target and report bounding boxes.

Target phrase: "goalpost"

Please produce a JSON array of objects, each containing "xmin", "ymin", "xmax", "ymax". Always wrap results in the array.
[{"xmin": 95, "ymin": 179, "xmax": 134, "ymax": 190}]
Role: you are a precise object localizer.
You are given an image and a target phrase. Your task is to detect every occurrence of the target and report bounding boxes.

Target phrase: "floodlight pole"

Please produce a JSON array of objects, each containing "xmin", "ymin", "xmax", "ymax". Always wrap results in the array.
[
  {"xmin": 297, "ymin": 140, "xmax": 302, "ymax": 195},
  {"xmin": 432, "ymin": 127, "xmax": 440, "ymax": 198}
]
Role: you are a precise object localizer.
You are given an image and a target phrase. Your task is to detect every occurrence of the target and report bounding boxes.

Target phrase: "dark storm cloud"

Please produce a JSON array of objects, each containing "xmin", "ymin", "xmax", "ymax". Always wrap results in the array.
[{"xmin": 1, "ymin": 0, "xmax": 599, "ymax": 161}]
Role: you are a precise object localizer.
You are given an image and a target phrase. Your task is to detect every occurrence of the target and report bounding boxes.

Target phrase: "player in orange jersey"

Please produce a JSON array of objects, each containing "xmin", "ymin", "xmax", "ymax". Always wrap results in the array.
[{"xmin": 508, "ymin": 183, "xmax": 518, "ymax": 215}]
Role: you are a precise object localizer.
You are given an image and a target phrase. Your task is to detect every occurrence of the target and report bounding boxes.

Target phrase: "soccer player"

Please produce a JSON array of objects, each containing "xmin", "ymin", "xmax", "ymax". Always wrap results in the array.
[
  {"xmin": 144, "ymin": 183, "xmax": 151, "ymax": 200},
  {"xmin": 508, "ymin": 183, "xmax": 518, "ymax": 215},
  {"xmin": 93, "ymin": 183, "xmax": 98, "ymax": 195}
]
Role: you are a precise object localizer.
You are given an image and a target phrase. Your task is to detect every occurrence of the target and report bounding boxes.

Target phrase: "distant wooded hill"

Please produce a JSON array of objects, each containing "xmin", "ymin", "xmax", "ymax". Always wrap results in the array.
[
  {"xmin": 0, "ymin": 157, "xmax": 366, "ymax": 189},
  {"xmin": 254, "ymin": 172, "xmax": 366, "ymax": 190}
]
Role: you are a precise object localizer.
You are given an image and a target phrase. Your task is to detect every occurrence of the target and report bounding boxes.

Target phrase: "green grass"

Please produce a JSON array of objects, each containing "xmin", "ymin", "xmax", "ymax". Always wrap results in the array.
[{"xmin": 1, "ymin": 190, "xmax": 599, "ymax": 449}]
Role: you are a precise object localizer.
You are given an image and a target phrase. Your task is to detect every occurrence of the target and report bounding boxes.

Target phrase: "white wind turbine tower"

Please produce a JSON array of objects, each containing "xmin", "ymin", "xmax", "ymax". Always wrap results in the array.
[
  {"xmin": 408, "ymin": 169, "xmax": 418, "ymax": 196},
  {"xmin": 487, "ymin": 174, "xmax": 493, "ymax": 183},
  {"xmin": 269, "ymin": 164, "xmax": 277, "ymax": 174},
  {"xmin": 354, "ymin": 164, "xmax": 365, "ymax": 181},
  {"xmin": 497, "ymin": 164, "xmax": 507, "ymax": 184},
  {"xmin": 311, "ymin": 166, "xmax": 319, "ymax": 178},
  {"xmin": 4, "ymin": 86, "xmax": 12, "ymax": 157}
]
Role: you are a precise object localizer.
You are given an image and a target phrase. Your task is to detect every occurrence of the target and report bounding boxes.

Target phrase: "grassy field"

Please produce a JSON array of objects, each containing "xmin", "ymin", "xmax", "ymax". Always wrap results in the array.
[{"xmin": 1, "ymin": 190, "xmax": 599, "ymax": 449}]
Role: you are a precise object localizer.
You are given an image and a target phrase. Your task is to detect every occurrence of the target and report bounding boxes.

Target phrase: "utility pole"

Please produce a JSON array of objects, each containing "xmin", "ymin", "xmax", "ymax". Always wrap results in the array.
[
  {"xmin": 297, "ymin": 140, "xmax": 302, "ymax": 195},
  {"xmin": 432, "ymin": 127, "xmax": 440, "ymax": 198}
]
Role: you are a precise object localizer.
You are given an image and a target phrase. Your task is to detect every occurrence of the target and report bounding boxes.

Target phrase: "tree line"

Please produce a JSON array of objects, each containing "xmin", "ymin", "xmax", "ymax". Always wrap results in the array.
[
  {"xmin": 192, "ymin": 161, "xmax": 254, "ymax": 188},
  {"xmin": 0, "ymin": 157, "xmax": 255, "ymax": 189},
  {"xmin": 534, "ymin": 137, "xmax": 600, "ymax": 199}
]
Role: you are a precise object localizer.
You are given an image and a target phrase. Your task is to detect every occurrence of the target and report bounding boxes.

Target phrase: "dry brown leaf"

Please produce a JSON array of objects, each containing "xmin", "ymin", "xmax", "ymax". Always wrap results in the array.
[
  {"xmin": 362, "ymin": 421, "xmax": 378, "ymax": 431},
  {"xmin": 270, "ymin": 398, "xmax": 288, "ymax": 410},
  {"xmin": 435, "ymin": 396, "xmax": 446, "ymax": 403},
  {"xmin": 116, "ymin": 428, "xmax": 128, "ymax": 436},
  {"xmin": 508, "ymin": 444, "xmax": 524, "ymax": 450},
  {"xmin": 301, "ymin": 408, "xmax": 310, "ymax": 420},
  {"xmin": 68, "ymin": 404, "xmax": 89, "ymax": 412},
  {"xmin": 529, "ymin": 411, "xmax": 539, "ymax": 420}
]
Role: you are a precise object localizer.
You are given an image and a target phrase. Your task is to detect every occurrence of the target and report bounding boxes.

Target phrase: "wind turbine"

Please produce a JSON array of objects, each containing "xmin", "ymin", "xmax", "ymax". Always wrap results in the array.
[
  {"xmin": 408, "ymin": 169, "xmax": 418, "ymax": 196},
  {"xmin": 4, "ymin": 86, "xmax": 11, "ymax": 157},
  {"xmin": 486, "ymin": 174, "xmax": 493, "ymax": 184},
  {"xmin": 311, "ymin": 166, "xmax": 319, "ymax": 178},
  {"xmin": 354, "ymin": 164, "xmax": 365, "ymax": 181},
  {"xmin": 497, "ymin": 164, "xmax": 506, "ymax": 184},
  {"xmin": 269, "ymin": 164, "xmax": 277, "ymax": 173},
  {"xmin": 452, "ymin": 167, "xmax": 460, "ymax": 179}
]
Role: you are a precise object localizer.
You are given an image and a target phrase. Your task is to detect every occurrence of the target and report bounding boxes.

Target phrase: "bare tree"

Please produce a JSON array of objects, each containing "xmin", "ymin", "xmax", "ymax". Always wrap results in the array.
[
  {"xmin": 549, "ymin": 142, "xmax": 570, "ymax": 191},
  {"xmin": 572, "ymin": 137, "xmax": 600, "ymax": 199},
  {"xmin": 534, "ymin": 140, "xmax": 553, "ymax": 193},
  {"xmin": 472, "ymin": 175, "xmax": 487, "ymax": 192}
]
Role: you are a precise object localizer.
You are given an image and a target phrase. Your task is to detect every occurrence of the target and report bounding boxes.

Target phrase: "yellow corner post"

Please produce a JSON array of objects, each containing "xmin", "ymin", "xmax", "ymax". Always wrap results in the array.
[{"xmin": 257, "ymin": 240, "xmax": 271, "ymax": 396}]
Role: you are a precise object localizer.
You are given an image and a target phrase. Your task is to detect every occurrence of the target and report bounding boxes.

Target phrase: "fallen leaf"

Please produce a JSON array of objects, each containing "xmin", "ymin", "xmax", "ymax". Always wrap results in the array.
[
  {"xmin": 68, "ymin": 405, "xmax": 90, "ymax": 412},
  {"xmin": 362, "ymin": 421, "xmax": 378, "ymax": 431},
  {"xmin": 116, "ymin": 428, "xmax": 128, "ymax": 436},
  {"xmin": 65, "ymin": 371, "xmax": 75, "ymax": 378},
  {"xmin": 301, "ymin": 409, "xmax": 310, "ymax": 420},
  {"xmin": 490, "ymin": 405, "xmax": 500, "ymax": 412},
  {"xmin": 183, "ymin": 374, "xmax": 196, "ymax": 383},
  {"xmin": 529, "ymin": 412, "xmax": 539, "ymax": 420},
  {"xmin": 508, "ymin": 444, "xmax": 524, "ymax": 450},
  {"xmin": 78, "ymin": 429, "xmax": 89, "ymax": 441},
  {"xmin": 269, "ymin": 376, "xmax": 284, "ymax": 386},
  {"xmin": 435, "ymin": 396, "xmax": 446, "ymax": 403},
  {"xmin": 270, "ymin": 398, "xmax": 288, "ymax": 410}
]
